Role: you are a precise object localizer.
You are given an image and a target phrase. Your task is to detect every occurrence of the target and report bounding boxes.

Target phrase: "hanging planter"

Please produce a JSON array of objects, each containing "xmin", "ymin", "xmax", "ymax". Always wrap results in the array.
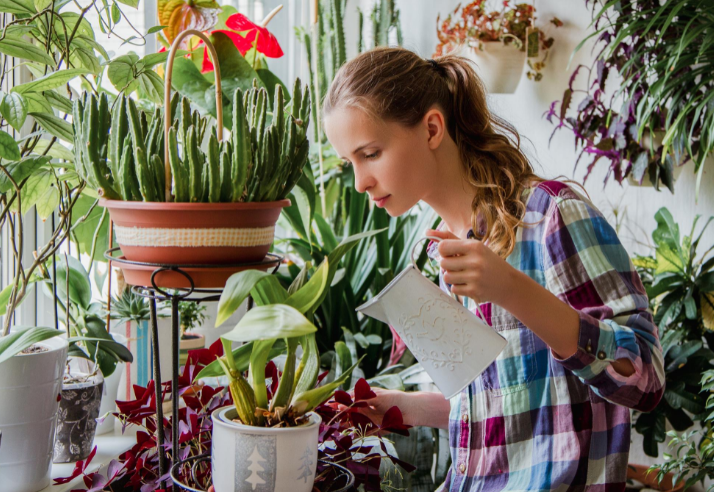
[
  {"xmin": 434, "ymin": 1, "xmax": 561, "ymax": 94},
  {"xmin": 460, "ymin": 41, "xmax": 526, "ymax": 94},
  {"xmin": 72, "ymin": 30, "xmax": 311, "ymax": 283}
]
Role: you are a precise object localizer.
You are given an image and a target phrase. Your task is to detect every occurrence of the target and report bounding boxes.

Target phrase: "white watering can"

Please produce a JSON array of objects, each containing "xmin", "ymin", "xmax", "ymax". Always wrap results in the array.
[{"xmin": 356, "ymin": 237, "xmax": 507, "ymax": 399}]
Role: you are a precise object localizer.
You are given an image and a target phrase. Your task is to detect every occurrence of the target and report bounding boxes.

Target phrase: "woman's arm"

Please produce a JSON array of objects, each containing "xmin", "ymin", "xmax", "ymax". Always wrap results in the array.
[{"xmin": 353, "ymin": 389, "xmax": 452, "ymax": 430}]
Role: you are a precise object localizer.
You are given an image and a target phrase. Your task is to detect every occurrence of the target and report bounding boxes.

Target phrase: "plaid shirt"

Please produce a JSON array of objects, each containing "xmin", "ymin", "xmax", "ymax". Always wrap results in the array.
[{"xmin": 427, "ymin": 181, "xmax": 665, "ymax": 492}]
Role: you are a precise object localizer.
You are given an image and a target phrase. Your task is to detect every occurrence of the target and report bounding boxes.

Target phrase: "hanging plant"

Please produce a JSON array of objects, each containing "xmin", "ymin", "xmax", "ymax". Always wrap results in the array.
[
  {"xmin": 546, "ymin": 0, "xmax": 714, "ymax": 194},
  {"xmin": 434, "ymin": 1, "xmax": 562, "ymax": 86}
]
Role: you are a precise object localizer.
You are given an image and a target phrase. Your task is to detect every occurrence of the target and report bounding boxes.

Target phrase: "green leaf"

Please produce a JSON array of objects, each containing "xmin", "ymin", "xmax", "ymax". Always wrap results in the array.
[
  {"xmin": 53, "ymin": 254, "xmax": 92, "ymax": 310},
  {"xmin": 24, "ymin": 92, "xmax": 53, "ymax": 114},
  {"xmin": 216, "ymin": 270, "xmax": 282, "ymax": 327},
  {"xmin": 655, "ymin": 246, "xmax": 685, "ymax": 274},
  {"xmin": 1, "ymin": 91, "xmax": 29, "ymax": 130},
  {"xmin": 221, "ymin": 304, "xmax": 317, "ymax": 343},
  {"xmin": 0, "ymin": 327, "xmax": 61, "ymax": 365},
  {"xmin": 0, "ymin": 155, "xmax": 49, "ymax": 193},
  {"xmin": 0, "ymin": 37, "xmax": 56, "ymax": 67},
  {"xmin": 285, "ymin": 258, "xmax": 329, "ymax": 316},
  {"xmin": 147, "ymin": 25, "xmax": 168, "ymax": 35},
  {"xmin": 30, "ymin": 112, "xmax": 74, "ymax": 142},
  {"xmin": 194, "ymin": 339, "xmax": 286, "ymax": 381},
  {"xmin": 257, "ymin": 68, "xmax": 291, "ymax": 104},
  {"xmin": 36, "ymin": 183, "xmax": 59, "ymax": 220},
  {"xmin": 111, "ymin": 2, "xmax": 121, "ymax": 23},
  {"xmin": 0, "ymin": 0, "xmax": 36, "ymax": 16},
  {"xmin": 334, "ymin": 340, "xmax": 352, "ymax": 390},
  {"xmin": 291, "ymin": 356, "xmax": 363, "ymax": 415},
  {"xmin": 13, "ymin": 68, "xmax": 90, "ymax": 94},
  {"xmin": 107, "ymin": 53, "xmax": 139, "ymax": 92},
  {"xmin": 116, "ymin": 0, "xmax": 138, "ymax": 8},
  {"xmin": 0, "ymin": 129, "xmax": 20, "ymax": 160},
  {"xmin": 70, "ymin": 195, "xmax": 109, "ymax": 262},
  {"xmin": 136, "ymin": 70, "xmax": 164, "ymax": 104},
  {"xmin": 44, "ymin": 90, "xmax": 73, "ymax": 114}
]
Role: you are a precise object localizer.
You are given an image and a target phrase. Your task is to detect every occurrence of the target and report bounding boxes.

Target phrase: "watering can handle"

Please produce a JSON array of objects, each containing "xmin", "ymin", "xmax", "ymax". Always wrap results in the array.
[{"xmin": 411, "ymin": 236, "xmax": 488, "ymax": 323}]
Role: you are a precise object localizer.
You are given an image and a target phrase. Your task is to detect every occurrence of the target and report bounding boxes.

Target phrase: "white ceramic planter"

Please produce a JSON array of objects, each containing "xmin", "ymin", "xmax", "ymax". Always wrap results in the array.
[
  {"xmin": 461, "ymin": 42, "xmax": 526, "ymax": 94},
  {"xmin": 0, "ymin": 336, "xmax": 68, "ymax": 492},
  {"xmin": 96, "ymin": 333, "xmax": 127, "ymax": 435},
  {"xmin": 211, "ymin": 407, "xmax": 320, "ymax": 492}
]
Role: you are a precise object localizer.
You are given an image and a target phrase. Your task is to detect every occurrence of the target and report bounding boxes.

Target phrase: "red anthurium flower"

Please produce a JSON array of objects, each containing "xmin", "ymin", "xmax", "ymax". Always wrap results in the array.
[{"xmin": 201, "ymin": 13, "xmax": 283, "ymax": 73}]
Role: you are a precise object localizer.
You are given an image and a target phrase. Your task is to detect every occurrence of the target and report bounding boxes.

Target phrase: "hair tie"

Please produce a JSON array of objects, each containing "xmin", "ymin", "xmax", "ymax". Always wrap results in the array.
[{"xmin": 427, "ymin": 58, "xmax": 444, "ymax": 76}]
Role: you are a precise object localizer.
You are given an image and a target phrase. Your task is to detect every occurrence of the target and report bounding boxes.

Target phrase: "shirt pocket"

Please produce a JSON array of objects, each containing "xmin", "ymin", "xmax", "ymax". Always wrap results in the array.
[{"xmin": 479, "ymin": 310, "xmax": 539, "ymax": 396}]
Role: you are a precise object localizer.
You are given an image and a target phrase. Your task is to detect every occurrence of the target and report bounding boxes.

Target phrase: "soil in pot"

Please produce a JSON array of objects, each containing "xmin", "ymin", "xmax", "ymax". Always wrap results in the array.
[{"xmin": 53, "ymin": 367, "xmax": 104, "ymax": 463}]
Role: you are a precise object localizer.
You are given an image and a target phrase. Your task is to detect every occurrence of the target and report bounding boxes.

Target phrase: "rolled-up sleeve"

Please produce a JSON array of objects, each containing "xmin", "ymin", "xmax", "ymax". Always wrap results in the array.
[{"xmin": 542, "ymin": 196, "xmax": 665, "ymax": 412}]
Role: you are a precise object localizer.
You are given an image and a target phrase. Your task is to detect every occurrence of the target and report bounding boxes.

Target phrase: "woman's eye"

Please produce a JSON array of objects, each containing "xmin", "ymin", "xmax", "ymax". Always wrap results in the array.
[{"xmin": 365, "ymin": 151, "xmax": 379, "ymax": 159}]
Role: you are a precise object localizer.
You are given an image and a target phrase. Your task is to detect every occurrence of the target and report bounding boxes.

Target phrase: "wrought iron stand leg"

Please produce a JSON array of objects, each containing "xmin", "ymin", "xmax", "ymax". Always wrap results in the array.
[
  {"xmin": 150, "ymin": 295, "xmax": 167, "ymax": 486},
  {"xmin": 171, "ymin": 296, "xmax": 180, "ymax": 466}
]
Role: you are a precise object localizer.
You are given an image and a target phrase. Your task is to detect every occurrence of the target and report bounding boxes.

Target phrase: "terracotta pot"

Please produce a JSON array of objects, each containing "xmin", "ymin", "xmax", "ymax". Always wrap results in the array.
[
  {"xmin": 100, "ymin": 199, "xmax": 290, "ymax": 265},
  {"xmin": 117, "ymin": 256, "xmax": 276, "ymax": 289},
  {"xmin": 627, "ymin": 463, "xmax": 685, "ymax": 492}
]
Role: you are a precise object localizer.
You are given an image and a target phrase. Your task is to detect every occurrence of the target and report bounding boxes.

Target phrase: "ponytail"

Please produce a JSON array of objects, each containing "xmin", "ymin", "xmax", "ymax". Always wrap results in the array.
[{"xmin": 324, "ymin": 47, "xmax": 541, "ymax": 258}]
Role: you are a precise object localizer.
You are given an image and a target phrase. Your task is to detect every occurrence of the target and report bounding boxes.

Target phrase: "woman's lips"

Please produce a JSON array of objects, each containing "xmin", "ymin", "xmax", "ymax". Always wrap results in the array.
[{"xmin": 374, "ymin": 195, "xmax": 390, "ymax": 208}]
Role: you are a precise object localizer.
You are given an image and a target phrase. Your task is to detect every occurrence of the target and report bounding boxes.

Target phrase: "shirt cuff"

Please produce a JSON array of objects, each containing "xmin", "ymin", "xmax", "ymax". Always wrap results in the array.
[{"xmin": 551, "ymin": 311, "xmax": 619, "ymax": 380}]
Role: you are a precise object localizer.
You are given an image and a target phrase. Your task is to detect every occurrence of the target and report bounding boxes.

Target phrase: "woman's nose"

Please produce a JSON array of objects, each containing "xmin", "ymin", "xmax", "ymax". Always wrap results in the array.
[{"xmin": 354, "ymin": 167, "xmax": 375, "ymax": 194}]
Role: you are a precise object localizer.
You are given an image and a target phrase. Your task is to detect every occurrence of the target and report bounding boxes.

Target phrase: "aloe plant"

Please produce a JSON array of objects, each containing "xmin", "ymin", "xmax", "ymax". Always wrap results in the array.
[
  {"xmin": 72, "ymin": 78, "xmax": 311, "ymax": 203},
  {"xmin": 195, "ymin": 228, "xmax": 383, "ymax": 426}
]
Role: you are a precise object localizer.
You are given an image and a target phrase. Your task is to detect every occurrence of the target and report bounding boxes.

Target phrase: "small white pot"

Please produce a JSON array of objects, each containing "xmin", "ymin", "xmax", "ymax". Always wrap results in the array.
[
  {"xmin": 460, "ymin": 41, "xmax": 526, "ymax": 94},
  {"xmin": 96, "ymin": 334, "xmax": 127, "ymax": 435},
  {"xmin": 0, "ymin": 336, "xmax": 68, "ymax": 492},
  {"xmin": 211, "ymin": 407, "xmax": 320, "ymax": 492}
]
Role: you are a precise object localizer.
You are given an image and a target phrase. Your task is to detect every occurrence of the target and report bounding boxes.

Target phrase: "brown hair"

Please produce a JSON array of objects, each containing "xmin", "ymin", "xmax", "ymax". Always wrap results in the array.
[{"xmin": 323, "ymin": 46, "xmax": 543, "ymax": 258}]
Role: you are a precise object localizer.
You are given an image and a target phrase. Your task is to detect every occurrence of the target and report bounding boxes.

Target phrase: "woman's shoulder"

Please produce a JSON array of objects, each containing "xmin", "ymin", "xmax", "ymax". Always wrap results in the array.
[{"xmin": 524, "ymin": 179, "xmax": 595, "ymax": 218}]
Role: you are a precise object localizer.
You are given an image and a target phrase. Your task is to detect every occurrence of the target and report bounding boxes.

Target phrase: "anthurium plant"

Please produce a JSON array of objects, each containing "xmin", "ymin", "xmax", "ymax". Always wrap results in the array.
[
  {"xmin": 195, "ymin": 228, "xmax": 384, "ymax": 427},
  {"xmin": 631, "ymin": 207, "xmax": 714, "ymax": 456}
]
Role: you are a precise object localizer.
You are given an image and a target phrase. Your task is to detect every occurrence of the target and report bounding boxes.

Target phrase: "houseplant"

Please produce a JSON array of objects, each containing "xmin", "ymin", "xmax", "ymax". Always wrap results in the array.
[
  {"xmin": 546, "ymin": 0, "xmax": 714, "ymax": 194},
  {"xmin": 0, "ymin": 0, "xmax": 144, "ymax": 486},
  {"xmin": 434, "ymin": 0, "xmax": 562, "ymax": 93},
  {"xmin": 178, "ymin": 300, "xmax": 207, "ymax": 365},
  {"xmin": 72, "ymin": 69, "xmax": 311, "ymax": 281},
  {"xmin": 197, "ymin": 227, "xmax": 383, "ymax": 491},
  {"xmin": 630, "ymin": 207, "xmax": 714, "ymax": 457}
]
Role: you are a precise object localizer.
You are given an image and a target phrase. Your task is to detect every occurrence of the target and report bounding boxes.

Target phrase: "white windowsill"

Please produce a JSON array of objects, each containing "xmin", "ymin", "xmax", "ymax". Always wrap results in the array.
[{"xmin": 42, "ymin": 427, "xmax": 138, "ymax": 492}]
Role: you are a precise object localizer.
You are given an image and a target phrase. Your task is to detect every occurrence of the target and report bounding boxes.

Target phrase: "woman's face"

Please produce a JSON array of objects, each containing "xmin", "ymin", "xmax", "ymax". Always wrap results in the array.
[{"xmin": 324, "ymin": 105, "xmax": 439, "ymax": 217}]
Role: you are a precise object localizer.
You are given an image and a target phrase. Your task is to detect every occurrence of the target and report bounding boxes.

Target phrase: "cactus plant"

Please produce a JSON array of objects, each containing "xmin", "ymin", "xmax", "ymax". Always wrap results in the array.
[{"xmin": 72, "ymin": 78, "xmax": 311, "ymax": 203}]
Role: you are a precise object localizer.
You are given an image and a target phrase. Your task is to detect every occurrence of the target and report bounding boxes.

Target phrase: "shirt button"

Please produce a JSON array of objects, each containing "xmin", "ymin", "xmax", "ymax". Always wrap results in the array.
[
  {"xmin": 598, "ymin": 351, "xmax": 607, "ymax": 360},
  {"xmin": 462, "ymin": 414, "xmax": 469, "ymax": 422},
  {"xmin": 459, "ymin": 463, "xmax": 466, "ymax": 474},
  {"xmin": 586, "ymin": 340, "xmax": 593, "ymax": 353}
]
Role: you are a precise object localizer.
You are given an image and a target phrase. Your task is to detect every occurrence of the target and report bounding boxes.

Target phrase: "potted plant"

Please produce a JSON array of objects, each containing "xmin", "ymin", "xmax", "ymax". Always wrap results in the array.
[
  {"xmin": 546, "ymin": 0, "xmax": 714, "ymax": 194},
  {"xmin": 193, "ymin": 226, "xmax": 382, "ymax": 491},
  {"xmin": 178, "ymin": 300, "xmax": 207, "ymax": 366},
  {"xmin": 629, "ymin": 207, "xmax": 714, "ymax": 459},
  {"xmin": 42, "ymin": 255, "xmax": 133, "ymax": 462},
  {"xmin": 434, "ymin": 0, "xmax": 561, "ymax": 93},
  {"xmin": 72, "ymin": 63, "xmax": 311, "ymax": 288}
]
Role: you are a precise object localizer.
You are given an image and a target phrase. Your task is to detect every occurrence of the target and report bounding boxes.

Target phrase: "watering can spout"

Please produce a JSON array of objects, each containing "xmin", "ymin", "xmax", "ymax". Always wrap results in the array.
[{"xmin": 356, "ymin": 298, "xmax": 389, "ymax": 325}]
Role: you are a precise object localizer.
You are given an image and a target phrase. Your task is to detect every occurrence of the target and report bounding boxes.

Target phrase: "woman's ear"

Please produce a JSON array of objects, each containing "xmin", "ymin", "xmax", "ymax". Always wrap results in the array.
[{"xmin": 424, "ymin": 107, "xmax": 447, "ymax": 150}]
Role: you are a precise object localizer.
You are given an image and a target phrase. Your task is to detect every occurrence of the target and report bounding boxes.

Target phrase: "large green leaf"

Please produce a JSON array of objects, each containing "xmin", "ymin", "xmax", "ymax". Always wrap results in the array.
[
  {"xmin": 107, "ymin": 53, "xmax": 139, "ymax": 92},
  {"xmin": 0, "ymin": 0, "xmax": 36, "ymax": 15},
  {"xmin": 655, "ymin": 245, "xmax": 685, "ymax": 274},
  {"xmin": 30, "ymin": 112, "xmax": 74, "ymax": 142},
  {"xmin": 211, "ymin": 31, "xmax": 264, "ymax": 103},
  {"xmin": 53, "ymin": 254, "xmax": 92, "ymax": 310},
  {"xmin": 653, "ymin": 207, "xmax": 681, "ymax": 253},
  {"xmin": 31, "ymin": 138, "xmax": 74, "ymax": 161},
  {"xmin": 0, "ymin": 91, "xmax": 28, "ymax": 130},
  {"xmin": 334, "ymin": 340, "xmax": 353, "ymax": 390},
  {"xmin": 194, "ymin": 339, "xmax": 286, "ymax": 381},
  {"xmin": 285, "ymin": 258, "xmax": 329, "ymax": 316},
  {"xmin": 70, "ymin": 195, "xmax": 109, "ymax": 262},
  {"xmin": 10, "ymin": 168, "xmax": 53, "ymax": 216},
  {"xmin": 35, "ymin": 183, "xmax": 59, "ymax": 220},
  {"xmin": 216, "ymin": 270, "xmax": 285, "ymax": 327},
  {"xmin": 170, "ymin": 57, "xmax": 214, "ymax": 113},
  {"xmin": 136, "ymin": 70, "xmax": 164, "ymax": 104},
  {"xmin": 0, "ymin": 327, "xmax": 62, "ymax": 364},
  {"xmin": 250, "ymin": 275, "xmax": 288, "ymax": 306},
  {"xmin": 0, "ymin": 129, "xmax": 20, "ymax": 160},
  {"xmin": 291, "ymin": 357, "xmax": 362, "ymax": 414},
  {"xmin": 0, "ymin": 37, "xmax": 56, "ymax": 67},
  {"xmin": 257, "ymin": 68, "xmax": 291, "ymax": 105},
  {"xmin": 13, "ymin": 69, "xmax": 90, "ymax": 94},
  {"xmin": 0, "ymin": 155, "xmax": 49, "ymax": 193},
  {"xmin": 221, "ymin": 304, "xmax": 317, "ymax": 343}
]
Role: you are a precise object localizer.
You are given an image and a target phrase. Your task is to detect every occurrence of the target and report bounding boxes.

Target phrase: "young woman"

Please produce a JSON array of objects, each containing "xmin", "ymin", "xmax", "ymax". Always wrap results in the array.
[{"xmin": 323, "ymin": 47, "xmax": 665, "ymax": 492}]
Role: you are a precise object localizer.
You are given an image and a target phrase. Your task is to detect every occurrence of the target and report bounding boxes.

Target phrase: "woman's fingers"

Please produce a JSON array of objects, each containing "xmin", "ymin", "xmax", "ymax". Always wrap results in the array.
[
  {"xmin": 437, "ymin": 239, "xmax": 472, "ymax": 257},
  {"xmin": 425, "ymin": 228, "xmax": 459, "ymax": 240}
]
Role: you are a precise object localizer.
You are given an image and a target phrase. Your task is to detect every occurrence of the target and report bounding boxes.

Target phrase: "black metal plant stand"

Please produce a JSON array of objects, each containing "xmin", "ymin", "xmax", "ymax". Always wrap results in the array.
[{"xmin": 105, "ymin": 248, "xmax": 283, "ymax": 487}]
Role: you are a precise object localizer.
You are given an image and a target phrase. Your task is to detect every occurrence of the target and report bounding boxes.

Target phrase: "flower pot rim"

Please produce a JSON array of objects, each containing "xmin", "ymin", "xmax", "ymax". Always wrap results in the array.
[
  {"xmin": 62, "ymin": 370, "xmax": 104, "ymax": 390},
  {"xmin": 212, "ymin": 406, "xmax": 322, "ymax": 433},
  {"xmin": 98, "ymin": 198, "xmax": 291, "ymax": 211},
  {"xmin": 8, "ymin": 333, "xmax": 67, "ymax": 357}
]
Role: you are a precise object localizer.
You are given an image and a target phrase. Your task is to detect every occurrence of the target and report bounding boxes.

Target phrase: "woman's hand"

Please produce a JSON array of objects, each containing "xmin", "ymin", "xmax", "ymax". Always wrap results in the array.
[
  {"xmin": 426, "ymin": 228, "xmax": 520, "ymax": 305},
  {"xmin": 333, "ymin": 389, "xmax": 451, "ymax": 430}
]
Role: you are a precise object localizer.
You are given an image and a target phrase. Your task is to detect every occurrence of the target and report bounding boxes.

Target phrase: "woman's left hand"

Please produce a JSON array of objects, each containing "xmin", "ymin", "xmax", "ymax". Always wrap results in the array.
[{"xmin": 426, "ymin": 228, "xmax": 520, "ymax": 305}]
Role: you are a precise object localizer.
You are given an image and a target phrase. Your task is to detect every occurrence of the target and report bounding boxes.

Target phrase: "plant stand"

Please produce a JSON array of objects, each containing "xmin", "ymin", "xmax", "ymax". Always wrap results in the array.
[{"xmin": 105, "ymin": 248, "xmax": 283, "ymax": 488}]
